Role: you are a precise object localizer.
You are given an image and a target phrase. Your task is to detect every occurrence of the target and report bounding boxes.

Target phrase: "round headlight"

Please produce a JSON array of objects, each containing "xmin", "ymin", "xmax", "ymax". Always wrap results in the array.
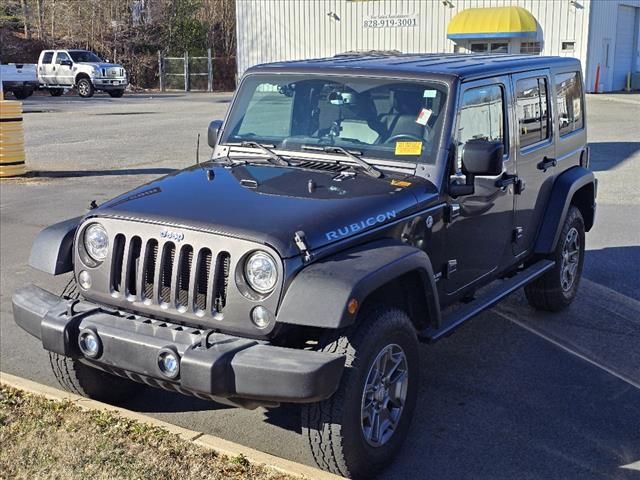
[
  {"xmin": 84, "ymin": 223, "xmax": 109, "ymax": 262},
  {"xmin": 244, "ymin": 251, "xmax": 278, "ymax": 294}
]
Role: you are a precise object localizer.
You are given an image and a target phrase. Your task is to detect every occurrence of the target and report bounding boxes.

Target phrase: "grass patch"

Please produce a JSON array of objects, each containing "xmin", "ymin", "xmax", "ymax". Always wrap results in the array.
[{"xmin": 0, "ymin": 385, "xmax": 294, "ymax": 480}]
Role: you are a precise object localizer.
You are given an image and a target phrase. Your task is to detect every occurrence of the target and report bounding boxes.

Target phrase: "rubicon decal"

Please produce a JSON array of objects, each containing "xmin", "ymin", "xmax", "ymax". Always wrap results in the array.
[{"xmin": 325, "ymin": 210, "xmax": 397, "ymax": 241}]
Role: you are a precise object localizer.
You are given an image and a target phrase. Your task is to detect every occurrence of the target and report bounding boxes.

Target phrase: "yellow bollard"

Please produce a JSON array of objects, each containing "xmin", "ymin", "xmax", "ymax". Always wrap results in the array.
[{"xmin": 0, "ymin": 95, "xmax": 28, "ymax": 177}]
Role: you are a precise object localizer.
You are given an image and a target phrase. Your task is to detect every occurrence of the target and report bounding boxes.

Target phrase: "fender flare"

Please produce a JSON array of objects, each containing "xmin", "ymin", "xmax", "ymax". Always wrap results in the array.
[
  {"xmin": 29, "ymin": 217, "xmax": 81, "ymax": 275},
  {"xmin": 277, "ymin": 239, "xmax": 441, "ymax": 330},
  {"xmin": 535, "ymin": 166, "xmax": 596, "ymax": 255}
]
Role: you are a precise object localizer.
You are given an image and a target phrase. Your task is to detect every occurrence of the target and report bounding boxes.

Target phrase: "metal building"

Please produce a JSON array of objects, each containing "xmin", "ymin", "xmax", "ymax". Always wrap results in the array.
[{"xmin": 235, "ymin": 0, "xmax": 640, "ymax": 92}]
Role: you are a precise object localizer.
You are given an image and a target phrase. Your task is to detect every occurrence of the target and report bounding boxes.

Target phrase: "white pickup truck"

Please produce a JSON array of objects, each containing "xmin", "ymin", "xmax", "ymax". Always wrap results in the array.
[
  {"xmin": 1, "ymin": 49, "xmax": 128, "ymax": 99},
  {"xmin": 37, "ymin": 49, "xmax": 128, "ymax": 98}
]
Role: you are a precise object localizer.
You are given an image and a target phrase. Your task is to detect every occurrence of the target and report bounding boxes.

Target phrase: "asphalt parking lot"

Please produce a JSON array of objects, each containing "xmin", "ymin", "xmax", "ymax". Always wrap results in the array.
[{"xmin": 1, "ymin": 91, "xmax": 639, "ymax": 479}]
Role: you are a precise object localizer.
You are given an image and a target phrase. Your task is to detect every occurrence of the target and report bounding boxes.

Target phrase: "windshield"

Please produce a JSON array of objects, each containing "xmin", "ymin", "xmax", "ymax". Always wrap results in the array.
[
  {"xmin": 221, "ymin": 74, "xmax": 448, "ymax": 165},
  {"xmin": 69, "ymin": 51, "xmax": 103, "ymax": 63}
]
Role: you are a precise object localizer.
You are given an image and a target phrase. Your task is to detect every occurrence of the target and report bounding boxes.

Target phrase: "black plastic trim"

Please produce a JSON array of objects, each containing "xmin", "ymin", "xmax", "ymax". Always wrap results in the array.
[
  {"xmin": 277, "ymin": 239, "xmax": 441, "ymax": 329},
  {"xmin": 28, "ymin": 217, "xmax": 81, "ymax": 275},
  {"xmin": 12, "ymin": 284, "xmax": 345, "ymax": 404}
]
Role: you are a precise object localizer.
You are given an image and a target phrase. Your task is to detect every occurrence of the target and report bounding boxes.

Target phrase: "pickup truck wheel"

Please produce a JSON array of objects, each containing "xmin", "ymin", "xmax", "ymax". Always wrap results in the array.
[
  {"xmin": 49, "ymin": 352, "xmax": 143, "ymax": 404},
  {"xmin": 525, "ymin": 206, "xmax": 585, "ymax": 311},
  {"xmin": 13, "ymin": 88, "xmax": 32, "ymax": 100},
  {"xmin": 107, "ymin": 89, "xmax": 125, "ymax": 98},
  {"xmin": 77, "ymin": 78, "xmax": 94, "ymax": 98},
  {"xmin": 301, "ymin": 307, "xmax": 419, "ymax": 478},
  {"xmin": 49, "ymin": 88, "xmax": 64, "ymax": 97}
]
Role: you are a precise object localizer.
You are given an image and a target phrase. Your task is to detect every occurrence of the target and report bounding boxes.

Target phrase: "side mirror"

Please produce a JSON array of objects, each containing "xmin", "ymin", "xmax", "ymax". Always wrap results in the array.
[
  {"xmin": 61, "ymin": 60, "xmax": 72, "ymax": 67},
  {"xmin": 449, "ymin": 139, "xmax": 504, "ymax": 197},
  {"xmin": 461, "ymin": 139, "xmax": 504, "ymax": 176},
  {"xmin": 208, "ymin": 120, "xmax": 224, "ymax": 149}
]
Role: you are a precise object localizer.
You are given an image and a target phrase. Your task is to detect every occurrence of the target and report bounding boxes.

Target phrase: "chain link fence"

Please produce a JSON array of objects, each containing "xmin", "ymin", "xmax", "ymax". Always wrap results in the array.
[{"xmin": 158, "ymin": 50, "xmax": 236, "ymax": 92}]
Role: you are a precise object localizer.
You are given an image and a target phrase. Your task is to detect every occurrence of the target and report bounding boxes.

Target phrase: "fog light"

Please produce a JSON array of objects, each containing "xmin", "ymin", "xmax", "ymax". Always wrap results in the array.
[
  {"xmin": 78, "ymin": 270, "xmax": 92, "ymax": 290},
  {"xmin": 251, "ymin": 306, "xmax": 272, "ymax": 329},
  {"xmin": 78, "ymin": 329, "xmax": 101, "ymax": 358},
  {"xmin": 157, "ymin": 348, "xmax": 180, "ymax": 379}
]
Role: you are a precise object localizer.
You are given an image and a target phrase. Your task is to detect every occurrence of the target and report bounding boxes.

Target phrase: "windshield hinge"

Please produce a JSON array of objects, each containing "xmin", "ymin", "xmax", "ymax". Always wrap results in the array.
[{"xmin": 294, "ymin": 230, "xmax": 312, "ymax": 263}]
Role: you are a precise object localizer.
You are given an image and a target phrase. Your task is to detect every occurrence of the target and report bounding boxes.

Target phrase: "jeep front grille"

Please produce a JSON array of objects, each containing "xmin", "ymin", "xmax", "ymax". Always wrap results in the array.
[{"xmin": 110, "ymin": 235, "xmax": 230, "ymax": 315}]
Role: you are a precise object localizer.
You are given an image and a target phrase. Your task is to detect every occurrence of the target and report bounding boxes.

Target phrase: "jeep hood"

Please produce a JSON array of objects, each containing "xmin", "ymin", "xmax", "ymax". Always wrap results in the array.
[{"xmin": 94, "ymin": 164, "xmax": 437, "ymax": 258}]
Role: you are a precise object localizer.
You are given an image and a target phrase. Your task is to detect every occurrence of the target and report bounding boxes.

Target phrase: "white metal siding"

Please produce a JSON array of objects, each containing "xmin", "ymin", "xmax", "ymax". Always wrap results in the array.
[
  {"xmin": 585, "ymin": 0, "xmax": 640, "ymax": 92},
  {"xmin": 613, "ymin": 5, "xmax": 637, "ymax": 90},
  {"xmin": 236, "ymin": 0, "xmax": 592, "ymax": 77}
]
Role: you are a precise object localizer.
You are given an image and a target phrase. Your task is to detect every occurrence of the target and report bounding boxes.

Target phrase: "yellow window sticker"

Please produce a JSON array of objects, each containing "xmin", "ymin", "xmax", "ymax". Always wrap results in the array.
[{"xmin": 395, "ymin": 141, "xmax": 422, "ymax": 156}]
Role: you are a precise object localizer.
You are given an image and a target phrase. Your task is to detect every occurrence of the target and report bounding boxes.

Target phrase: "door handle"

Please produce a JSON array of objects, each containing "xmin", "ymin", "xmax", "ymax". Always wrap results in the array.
[
  {"xmin": 537, "ymin": 157, "xmax": 557, "ymax": 172},
  {"xmin": 495, "ymin": 174, "xmax": 525, "ymax": 194}
]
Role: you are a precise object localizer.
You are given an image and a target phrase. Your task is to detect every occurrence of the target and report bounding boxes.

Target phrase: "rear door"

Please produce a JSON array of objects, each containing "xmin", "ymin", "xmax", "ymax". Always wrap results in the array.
[{"xmin": 511, "ymin": 70, "xmax": 555, "ymax": 257}]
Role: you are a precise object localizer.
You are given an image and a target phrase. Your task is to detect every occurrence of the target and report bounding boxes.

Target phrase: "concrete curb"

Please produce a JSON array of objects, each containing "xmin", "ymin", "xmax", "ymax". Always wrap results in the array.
[{"xmin": 0, "ymin": 371, "xmax": 343, "ymax": 480}]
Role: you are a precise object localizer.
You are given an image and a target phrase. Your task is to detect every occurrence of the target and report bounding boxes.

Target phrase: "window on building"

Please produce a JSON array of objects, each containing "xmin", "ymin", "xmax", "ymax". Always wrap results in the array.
[
  {"xmin": 457, "ymin": 84, "xmax": 506, "ymax": 170},
  {"xmin": 561, "ymin": 41, "xmax": 575, "ymax": 51},
  {"xmin": 520, "ymin": 42, "xmax": 542, "ymax": 55},
  {"xmin": 555, "ymin": 72, "xmax": 584, "ymax": 136},
  {"xmin": 490, "ymin": 43, "xmax": 509, "ymax": 54},
  {"xmin": 470, "ymin": 43, "xmax": 488, "ymax": 53},
  {"xmin": 42, "ymin": 51, "xmax": 54, "ymax": 64},
  {"xmin": 516, "ymin": 77, "xmax": 550, "ymax": 148}
]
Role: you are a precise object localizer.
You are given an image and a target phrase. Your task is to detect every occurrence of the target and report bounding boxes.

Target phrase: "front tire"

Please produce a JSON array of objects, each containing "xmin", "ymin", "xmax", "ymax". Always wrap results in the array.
[
  {"xmin": 77, "ymin": 78, "xmax": 95, "ymax": 98},
  {"xmin": 49, "ymin": 352, "xmax": 143, "ymax": 404},
  {"xmin": 107, "ymin": 89, "xmax": 125, "ymax": 98},
  {"xmin": 301, "ymin": 307, "xmax": 419, "ymax": 478},
  {"xmin": 525, "ymin": 206, "xmax": 585, "ymax": 311}
]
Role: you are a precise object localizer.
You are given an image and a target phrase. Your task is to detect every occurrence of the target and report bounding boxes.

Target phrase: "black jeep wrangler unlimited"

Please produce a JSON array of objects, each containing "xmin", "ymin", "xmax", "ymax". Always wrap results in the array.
[{"xmin": 13, "ymin": 53, "xmax": 596, "ymax": 478}]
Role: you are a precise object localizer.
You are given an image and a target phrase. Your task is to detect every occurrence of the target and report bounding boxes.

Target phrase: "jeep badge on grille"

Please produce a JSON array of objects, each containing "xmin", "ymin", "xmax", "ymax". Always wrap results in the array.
[{"xmin": 160, "ymin": 229, "xmax": 184, "ymax": 242}]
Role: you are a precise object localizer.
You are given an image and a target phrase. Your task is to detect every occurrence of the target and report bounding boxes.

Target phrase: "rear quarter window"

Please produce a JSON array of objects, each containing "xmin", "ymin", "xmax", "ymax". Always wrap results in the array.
[{"xmin": 555, "ymin": 72, "xmax": 584, "ymax": 136}]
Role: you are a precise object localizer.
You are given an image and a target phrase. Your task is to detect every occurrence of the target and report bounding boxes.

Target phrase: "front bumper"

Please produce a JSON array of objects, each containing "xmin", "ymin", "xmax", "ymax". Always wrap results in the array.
[
  {"xmin": 12, "ymin": 285, "xmax": 344, "ymax": 406},
  {"xmin": 93, "ymin": 78, "xmax": 127, "ymax": 89}
]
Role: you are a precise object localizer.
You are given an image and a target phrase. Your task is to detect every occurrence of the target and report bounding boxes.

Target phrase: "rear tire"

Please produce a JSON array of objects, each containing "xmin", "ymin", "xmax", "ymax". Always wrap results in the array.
[
  {"xmin": 525, "ymin": 206, "xmax": 585, "ymax": 311},
  {"xmin": 301, "ymin": 307, "xmax": 419, "ymax": 478},
  {"xmin": 77, "ymin": 78, "xmax": 94, "ymax": 98},
  {"xmin": 49, "ymin": 352, "xmax": 143, "ymax": 404},
  {"xmin": 49, "ymin": 88, "xmax": 64, "ymax": 97},
  {"xmin": 107, "ymin": 89, "xmax": 125, "ymax": 98},
  {"xmin": 13, "ymin": 88, "xmax": 32, "ymax": 100}
]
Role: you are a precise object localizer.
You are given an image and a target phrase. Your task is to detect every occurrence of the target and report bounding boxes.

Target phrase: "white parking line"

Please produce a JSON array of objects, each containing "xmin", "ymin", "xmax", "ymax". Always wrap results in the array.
[{"xmin": 495, "ymin": 311, "xmax": 640, "ymax": 390}]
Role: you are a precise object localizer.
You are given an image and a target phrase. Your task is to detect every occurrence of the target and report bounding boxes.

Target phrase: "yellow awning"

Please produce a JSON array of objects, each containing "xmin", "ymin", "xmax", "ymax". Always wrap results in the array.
[{"xmin": 447, "ymin": 6, "xmax": 538, "ymax": 40}]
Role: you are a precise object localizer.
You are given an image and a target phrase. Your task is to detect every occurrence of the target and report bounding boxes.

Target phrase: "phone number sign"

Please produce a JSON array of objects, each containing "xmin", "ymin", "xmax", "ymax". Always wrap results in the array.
[{"xmin": 363, "ymin": 13, "xmax": 418, "ymax": 29}]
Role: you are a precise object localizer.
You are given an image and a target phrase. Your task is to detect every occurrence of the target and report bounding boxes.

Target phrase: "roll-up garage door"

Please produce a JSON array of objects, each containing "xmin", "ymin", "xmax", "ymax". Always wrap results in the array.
[{"xmin": 612, "ymin": 5, "xmax": 638, "ymax": 91}]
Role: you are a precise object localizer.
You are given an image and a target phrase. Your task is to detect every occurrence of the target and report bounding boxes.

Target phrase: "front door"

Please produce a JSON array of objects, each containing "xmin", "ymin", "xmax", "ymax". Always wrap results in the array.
[
  {"xmin": 53, "ymin": 52, "xmax": 74, "ymax": 86},
  {"xmin": 39, "ymin": 51, "xmax": 56, "ymax": 85},
  {"xmin": 511, "ymin": 70, "xmax": 556, "ymax": 256},
  {"xmin": 444, "ymin": 77, "xmax": 516, "ymax": 296}
]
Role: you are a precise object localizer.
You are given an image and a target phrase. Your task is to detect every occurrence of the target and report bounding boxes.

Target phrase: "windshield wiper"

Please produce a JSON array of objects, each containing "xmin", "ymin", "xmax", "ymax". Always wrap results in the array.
[
  {"xmin": 240, "ymin": 141, "xmax": 290, "ymax": 166},
  {"xmin": 302, "ymin": 145, "xmax": 383, "ymax": 178}
]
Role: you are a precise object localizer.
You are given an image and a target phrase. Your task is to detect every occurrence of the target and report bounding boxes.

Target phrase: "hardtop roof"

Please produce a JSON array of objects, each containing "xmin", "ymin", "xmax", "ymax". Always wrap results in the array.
[{"xmin": 247, "ymin": 53, "xmax": 581, "ymax": 81}]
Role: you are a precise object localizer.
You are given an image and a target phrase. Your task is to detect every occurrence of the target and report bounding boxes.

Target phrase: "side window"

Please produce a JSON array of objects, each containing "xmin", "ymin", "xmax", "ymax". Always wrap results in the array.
[
  {"xmin": 516, "ymin": 77, "xmax": 550, "ymax": 148},
  {"xmin": 55, "ymin": 52, "xmax": 70, "ymax": 64},
  {"xmin": 456, "ymin": 84, "xmax": 506, "ymax": 170},
  {"xmin": 42, "ymin": 52, "xmax": 54, "ymax": 64},
  {"xmin": 555, "ymin": 71, "xmax": 584, "ymax": 136}
]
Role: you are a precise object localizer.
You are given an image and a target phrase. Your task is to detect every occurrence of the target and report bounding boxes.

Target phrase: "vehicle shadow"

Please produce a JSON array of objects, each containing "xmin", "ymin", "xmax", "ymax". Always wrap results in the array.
[
  {"xmin": 588, "ymin": 141, "xmax": 640, "ymax": 171},
  {"xmin": 120, "ymin": 310, "xmax": 640, "ymax": 479}
]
